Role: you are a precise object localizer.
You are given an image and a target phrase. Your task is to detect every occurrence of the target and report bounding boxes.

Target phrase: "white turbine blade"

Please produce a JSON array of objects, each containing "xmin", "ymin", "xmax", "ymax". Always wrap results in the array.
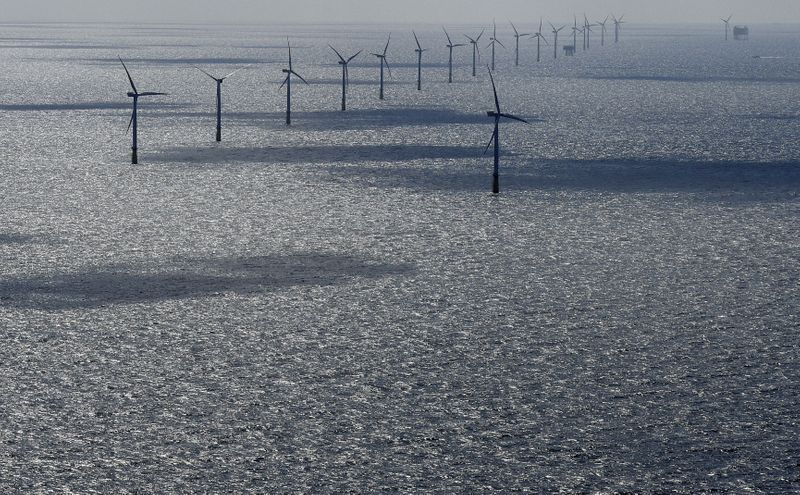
[
  {"xmin": 222, "ymin": 64, "xmax": 250, "ymax": 80},
  {"xmin": 118, "ymin": 57, "xmax": 138, "ymax": 94}
]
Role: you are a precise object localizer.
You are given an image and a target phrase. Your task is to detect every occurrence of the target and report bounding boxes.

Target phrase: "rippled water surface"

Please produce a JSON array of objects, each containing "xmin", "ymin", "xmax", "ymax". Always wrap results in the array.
[{"xmin": 1, "ymin": 22, "xmax": 799, "ymax": 493}]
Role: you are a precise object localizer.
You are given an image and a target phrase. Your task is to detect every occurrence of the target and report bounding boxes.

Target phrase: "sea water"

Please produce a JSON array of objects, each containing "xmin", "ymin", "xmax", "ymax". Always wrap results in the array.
[{"xmin": 0, "ymin": 21, "xmax": 798, "ymax": 492}]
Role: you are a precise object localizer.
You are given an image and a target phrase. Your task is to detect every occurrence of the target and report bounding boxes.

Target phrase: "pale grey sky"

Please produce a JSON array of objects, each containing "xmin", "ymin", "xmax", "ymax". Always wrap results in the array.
[{"xmin": 3, "ymin": 0, "xmax": 799, "ymax": 24}]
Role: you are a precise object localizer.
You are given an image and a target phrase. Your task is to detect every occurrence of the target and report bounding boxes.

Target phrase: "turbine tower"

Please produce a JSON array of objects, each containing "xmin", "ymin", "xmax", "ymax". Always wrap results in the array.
[
  {"xmin": 722, "ymin": 15, "xmax": 733, "ymax": 41},
  {"xmin": 279, "ymin": 39, "xmax": 309, "ymax": 126},
  {"xmin": 571, "ymin": 16, "xmax": 580, "ymax": 52},
  {"xmin": 372, "ymin": 34, "xmax": 392, "ymax": 99},
  {"xmin": 584, "ymin": 15, "xmax": 593, "ymax": 50},
  {"xmin": 330, "ymin": 45, "xmax": 362, "ymax": 111},
  {"xmin": 194, "ymin": 64, "xmax": 248, "ymax": 142},
  {"xmin": 510, "ymin": 21, "xmax": 530, "ymax": 67},
  {"xmin": 550, "ymin": 23, "xmax": 565, "ymax": 59},
  {"xmin": 413, "ymin": 31, "xmax": 427, "ymax": 91},
  {"xmin": 119, "ymin": 58, "xmax": 166, "ymax": 164},
  {"xmin": 443, "ymin": 27, "xmax": 465, "ymax": 83},
  {"xmin": 487, "ymin": 21, "xmax": 505, "ymax": 71},
  {"xmin": 465, "ymin": 29, "xmax": 485, "ymax": 77},
  {"xmin": 484, "ymin": 68, "xmax": 528, "ymax": 194},
  {"xmin": 532, "ymin": 19, "xmax": 549, "ymax": 63}
]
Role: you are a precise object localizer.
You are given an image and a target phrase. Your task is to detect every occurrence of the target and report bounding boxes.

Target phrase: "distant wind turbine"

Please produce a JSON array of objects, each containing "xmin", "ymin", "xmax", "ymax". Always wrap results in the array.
[
  {"xmin": 612, "ymin": 14, "xmax": 625, "ymax": 43},
  {"xmin": 510, "ymin": 21, "xmax": 530, "ymax": 67},
  {"xmin": 329, "ymin": 45, "xmax": 362, "ymax": 111},
  {"xmin": 465, "ymin": 29, "xmax": 485, "ymax": 77},
  {"xmin": 413, "ymin": 31, "xmax": 427, "ymax": 91},
  {"xmin": 596, "ymin": 16, "xmax": 609, "ymax": 46},
  {"xmin": 584, "ymin": 15, "xmax": 594, "ymax": 50},
  {"xmin": 532, "ymin": 19, "xmax": 549, "ymax": 63},
  {"xmin": 372, "ymin": 34, "xmax": 392, "ymax": 100},
  {"xmin": 279, "ymin": 39, "xmax": 309, "ymax": 126},
  {"xmin": 484, "ymin": 67, "xmax": 528, "ymax": 195},
  {"xmin": 571, "ymin": 16, "xmax": 580, "ymax": 52},
  {"xmin": 194, "ymin": 64, "xmax": 248, "ymax": 142},
  {"xmin": 487, "ymin": 21, "xmax": 505, "ymax": 71},
  {"xmin": 721, "ymin": 15, "xmax": 733, "ymax": 41},
  {"xmin": 443, "ymin": 27, "xmax": 466, "ymax": 83},
  {"xmin": 119, "ymin": 57, "xmax": 166, "ymax": 164},
  {"xmin": 550, "ymin": 23, "xmax": 565, "ymax": 59}
]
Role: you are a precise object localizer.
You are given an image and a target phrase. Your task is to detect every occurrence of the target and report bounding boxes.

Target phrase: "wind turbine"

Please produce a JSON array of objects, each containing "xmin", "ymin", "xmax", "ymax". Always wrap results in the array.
[
  {"xmin": 487, "ymin": 21, "xmax": 505, "ymax": 71},
  {"xmin": 465, "ymin": 29, "xmax": 485, "ymax": 77},
  {"xmin": 612, "ymin": 14, "xmax": 625, "ymax": 43},
  {"xmin": 721, "ymin": 15, "xmax": 733, "ymax": 41},
  {"xmin": 510, "ymin": 21, "xmax": 530, "ymax": 67},
  {"xmin": 584, "ymin": 15, "xmax": 593, "ymax": 50},
  {"xmin": 413, "ymin": 31, "xmax": 427, "ymax": 91},
  {"xmin": 279, "ymin": 39, "xmax": 309, "ymax": 126},
  {"xmin": 372, "ymin": 34, "xmax": 392, "ymax": 100},
  {"xmin": 532, "ymin": 19, "xmax": 549, "ymax": 63},
  {"xmin": 329, "ymin": 45, "xmax": 362, "ymax": 111},
  {"xmin": 571, "ymin": 16, "xmax": 580, "ymax": 52},
  {"xmin": 443, "ymin": 27, "xmax": 465, "ymax": 83},
  {"xmin": 550, "ymin": 23, "xmax": 565, "ymax": 59},
  {"xmin": 484, "ymin": 68, "xmax": 528, "ymax": 195},
  {"xmin": 194, "ymin": 64, "xmax": 248, "ymax": 142},
  {"xmin": 596, "ymin": 16, "xmax": 609, "ymax": 46},
  {"xmin": 119, "ymin": 57, "xmax": 166, "ymax": 165}
]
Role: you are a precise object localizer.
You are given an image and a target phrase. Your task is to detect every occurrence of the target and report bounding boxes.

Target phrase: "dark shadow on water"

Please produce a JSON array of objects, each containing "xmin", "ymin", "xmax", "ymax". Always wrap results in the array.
[
  {"xmin": 90, "ymin": 57, "xmax": 268, "ymax": 66},
  {"xmin": 0, "ymin": 254, "xmax": 414, "ymax": 310},
  {"xmin": 0, "ymin": 102, "xmax": 190, "ymax": 112},
  {"xmin": 167, "ymin": 107, "xmax": 490, "ymax": 131},
  {"xmin": 0, "ymin": 233, "xmax": 36, "ymax": 245},
  {"xmin": 319, "ymin": 159, "xmax": 800, "ymax": 196},
  {"xmin": 153, "ymin": 144, "xmax": 481, "ymax": 165}
]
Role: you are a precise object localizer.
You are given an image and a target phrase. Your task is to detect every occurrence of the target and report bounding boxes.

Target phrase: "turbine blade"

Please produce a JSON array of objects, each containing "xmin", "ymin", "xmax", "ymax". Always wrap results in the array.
[
  {"xmin": 477, "ymin": 28, "xmax": 485, "ymax": 41},
  {"xmin": 495, "ymin": 39, "xmax": 506, "ymax": 49},
  {"xmin": 500, "ymin": 113, "xmax": 529, "ymax": 124},
  {"xmin": 443, "ymin": 26, "xmax": 453, "ymax": 45},
  {"xmin": 126, "ymin": 109, "xmax": 134, "ymax": 134},
  {"xmin": 347, "ymin": 50, "xmax": 362, "ymax": 63},
  {"xmin": 222, "ymin": 64, "xmax": 250, "ymax": 80},
  {"xmin": 413, "ymin": 30, "xmax": 422, "ymax": 51},
  {"xmin": 194, "ymin": 65, "xmax": 218, "ymax": 81},
  {"xmin": 483, "ymin": 128, "xmax": 496, "ymax": 156},
  {"xmin": 510, "ymin": 21, "xmax": 518, "ymax": 36},
  {"xmin": 279, "ymin": 75, "xmax": 288, "ymax": 91},
  {"xmin": 383, "ymin": 34, "xmax": 391, "ymax": 56},
  {"xmin": 291, "ymin": 71, "xmax": 310, "ymax": 85},
  {"xmin": 329, "ymin": 44, "xmax": 346, "ymax": 62},
  {"xmin": 384, "ymin": 59, "xmax": 392, "ymax": 78},
  {"xmin": 487, "ymin": 67, "xmax": 500, "ymax": 113},
  {"xmin": 138, "ymin": 92, "xmax": 167, "ymax": 96},
  {"xmin": 118, "ymin": 57, "xmax": 138, "ymax": 94}
]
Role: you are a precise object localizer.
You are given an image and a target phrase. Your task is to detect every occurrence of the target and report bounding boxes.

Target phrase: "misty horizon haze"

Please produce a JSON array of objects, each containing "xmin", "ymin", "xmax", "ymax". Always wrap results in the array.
[{"xmin": 2, "ymin": 0, "xmax": 799, "ymax": 25}]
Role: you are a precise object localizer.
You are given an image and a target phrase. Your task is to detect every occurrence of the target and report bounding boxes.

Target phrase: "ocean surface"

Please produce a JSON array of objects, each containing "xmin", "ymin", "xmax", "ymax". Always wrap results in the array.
[{"xmin": 0, "ymin": 21, "xmax": 798, "ymax": 493}]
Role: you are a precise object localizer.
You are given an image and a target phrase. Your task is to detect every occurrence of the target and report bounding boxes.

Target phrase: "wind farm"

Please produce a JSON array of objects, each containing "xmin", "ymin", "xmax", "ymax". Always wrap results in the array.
[{"xmin": 2, "ymin": 10, "xmax": 798, "ymax": 495}]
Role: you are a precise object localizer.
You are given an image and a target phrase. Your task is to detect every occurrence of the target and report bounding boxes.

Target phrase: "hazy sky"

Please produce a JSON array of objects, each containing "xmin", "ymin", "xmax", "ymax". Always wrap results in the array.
[{"xmin": 3, "ymin": 0, "xmax": 800, "ymax": 24}]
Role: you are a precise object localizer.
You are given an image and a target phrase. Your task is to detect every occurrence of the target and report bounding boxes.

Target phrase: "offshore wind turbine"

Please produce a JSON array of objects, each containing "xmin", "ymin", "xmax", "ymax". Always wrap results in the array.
[
  {"xmin": 571, "ymin": 16, "xmax": 580, "ymax": 52},
  {"xmin": 721, "ymin": 15, "xmax": 733, "ymax": 41},
  {"xmin": 596, "ymin": 16, "xmax": 609, "ymax": 46},
  {"xmin": 612, "ymin": 14, "xmax": 625, "ymax": 43},
  {"xmin": 279, "ymin": 39, "xmax": 309, "ymax": 126},
  {"xmin": 509, "ymin": 21, "xmax": 530, "ymax": 67},
  {"xmin": 119, "ymin": 57, "xmax": 166, "ymax": 164},
  {"xmin": 465, "ymin": 29, "xmax": 485, "ymax": 77},
  {"xmin": 413, "ymin": 31, "xmax": 427, "ymax": 91},
  {"xmin": 443, "ymin": 27, "xmax": 465, "ymax": 83},
  {"xmin": 372, "ymin": 34, "xmax": 392, "ymax": 99},
  {"xmin": 550, "ymin": 23, "xmax": 565, "ymax": 59},
  {"xmin": 194, "ymin": 64, "xmax": 248, "ymax": 142},
  {"xmin": 487, "ymin": 21, "xmax": 505, "ymax": 71},
  {"xmin": 484, "ymin": 67, "xmax": 528, "ymax": 195},
  {"xmin": 584, "ymin": 15, "xmax": 593, "ymax": 50},
  {"xmin": 329, "ymin": 45, "xmax": 361, "ymax": 111},
  {"xmin": 532, "ymin": 19, "xmax": 549, "ymax": 63}
]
